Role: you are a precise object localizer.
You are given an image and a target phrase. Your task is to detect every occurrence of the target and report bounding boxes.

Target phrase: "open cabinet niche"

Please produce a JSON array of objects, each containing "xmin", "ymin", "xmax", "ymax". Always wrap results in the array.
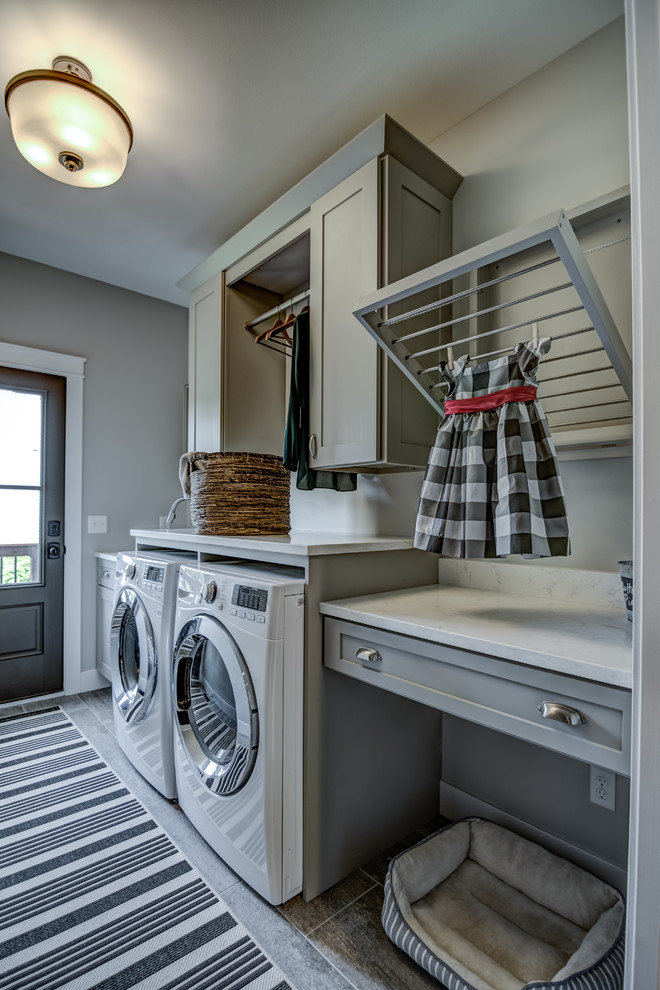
[{"xmin": 222, "ymin": 217, "xmax": 311, "ymax": 458}]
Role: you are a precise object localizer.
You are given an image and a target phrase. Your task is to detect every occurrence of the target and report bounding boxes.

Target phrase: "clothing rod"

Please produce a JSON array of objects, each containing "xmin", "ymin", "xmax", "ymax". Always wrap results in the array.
[
  {"xmin": 397, "ymin": 280, "xmax": 575, "ymax": 348},
  {"xmin": 424, "ymin": 325, "xmax": 596, "ymax": 380},
  {"xmin": 542, "ymin": 345, "xmax": 604, "ymax": 364},
  {"xmin": 469, "ymin": 344, "xmax": 513, "ymax": 362},
  {"xmin": 379, "ymin": 234, "xmax": 630, "ymax": 333},
  {"xmin": 244, "ymin": 289, "xmax": 310, "ymax": 331},
  {"xmin": 544, "ymin": 398, "xmax": 630, "ymax": 415},
  {"xmin": 539, "ymin": 364, "xmax": 613, "ymax": 385},
  {"xmin": 541, "ymin": 381, "xmax": 625, "ymax": 401},
  {"xmin": 414, "ymin": 305, "xmax": 584, "ymax": 368},
  {"xmin": 380, "ymin": 256, "xmax": 561, "ymax": 331},
  {"xmin": 584, "ymin": 234, "xmax": 631, "ymax": 256},
  {"xmin": 549, "ymin": 413, "xmax": 632, "ymax": 427}
]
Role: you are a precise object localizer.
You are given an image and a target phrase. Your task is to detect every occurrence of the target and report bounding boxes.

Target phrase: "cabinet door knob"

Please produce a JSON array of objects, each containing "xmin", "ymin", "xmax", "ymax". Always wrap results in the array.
[
  {"xmin": 356, "ymin": 647, "xmax": 382, "ymax": 667},
  {"xmin": 102, "ymin": 569, "xmax": 111, "ymax": 579},
  {"xmin": 309, "ymin": 434, "xmax": 318, "ymax": 459},
  {"xmin": 537, "ymin": 701, "xmax": 586, "ymax": 726}
]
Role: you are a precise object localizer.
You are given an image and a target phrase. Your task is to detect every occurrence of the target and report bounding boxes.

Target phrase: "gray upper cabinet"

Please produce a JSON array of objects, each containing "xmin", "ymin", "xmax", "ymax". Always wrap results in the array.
[
  {"xmin": 183, "ymin": 115, "xmax": 462, "ymax": 470},
  {"xmin": 309, "ymin": 154, "xmax": 455, "ymax": 470},
  {"xmin": 309, "ymin": 161, "xmax": 380, "ymax": 468},
  {"xmin": 188, "ymin": 275, "xmax": 223, "ymax": 451}
]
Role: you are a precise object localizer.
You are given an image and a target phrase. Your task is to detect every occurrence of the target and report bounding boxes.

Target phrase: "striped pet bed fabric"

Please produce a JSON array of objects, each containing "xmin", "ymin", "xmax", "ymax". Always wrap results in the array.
[
  {"xmin": 382, "ymin": 818, "xmax": 625, "ymax": 990},
  {"xmin": 0, "ymin": 706, "xmax": 293, "ymax": 990}
]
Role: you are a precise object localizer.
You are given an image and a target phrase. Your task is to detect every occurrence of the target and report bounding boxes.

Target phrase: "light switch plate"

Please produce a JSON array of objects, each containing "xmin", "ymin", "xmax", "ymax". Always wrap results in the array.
[{"xmin": 88, "ymin": 515, "xmax": 108, "ymax": 534}]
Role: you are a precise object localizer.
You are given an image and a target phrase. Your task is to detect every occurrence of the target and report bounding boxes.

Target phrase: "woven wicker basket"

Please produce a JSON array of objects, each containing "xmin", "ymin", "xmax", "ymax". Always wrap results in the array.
[{"xmin": 188, "ymin": 452, "xmax": 290, "ymax": 536}]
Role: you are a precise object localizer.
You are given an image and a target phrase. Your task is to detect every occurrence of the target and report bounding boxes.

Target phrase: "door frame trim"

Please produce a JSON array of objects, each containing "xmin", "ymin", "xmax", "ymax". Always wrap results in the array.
[{"xmin": 0, "ymin": 341, "xmax": 86, "ymax": 695}]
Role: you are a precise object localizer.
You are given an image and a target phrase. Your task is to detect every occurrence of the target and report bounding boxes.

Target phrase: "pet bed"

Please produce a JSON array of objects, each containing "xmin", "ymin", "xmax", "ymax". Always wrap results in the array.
[{"xmin": 382, "ymin": 818, "xmax": 625, "ymax": 990}]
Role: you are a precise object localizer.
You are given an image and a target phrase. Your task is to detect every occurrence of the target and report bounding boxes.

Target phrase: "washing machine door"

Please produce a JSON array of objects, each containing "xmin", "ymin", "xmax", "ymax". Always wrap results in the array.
[
  {"xmin": 110, "ymin": 588, "xmax": 157, "ymax": 724},
  {"xmin": 173, "ymin": 614, "xmax": 258, "ymax": 795}
]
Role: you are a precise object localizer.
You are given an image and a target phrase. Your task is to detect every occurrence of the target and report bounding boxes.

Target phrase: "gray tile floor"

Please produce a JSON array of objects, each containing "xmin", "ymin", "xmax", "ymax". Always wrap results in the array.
[{"xmin": 3, "ymin": 688, "xmax": 449, "ymax": 990}]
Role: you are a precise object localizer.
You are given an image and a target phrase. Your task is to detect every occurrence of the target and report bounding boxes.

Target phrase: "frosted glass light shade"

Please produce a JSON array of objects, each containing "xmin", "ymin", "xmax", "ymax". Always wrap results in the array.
[{"xmin": 5, "ymin": 67, "xmax": 133, "ymax": 188}]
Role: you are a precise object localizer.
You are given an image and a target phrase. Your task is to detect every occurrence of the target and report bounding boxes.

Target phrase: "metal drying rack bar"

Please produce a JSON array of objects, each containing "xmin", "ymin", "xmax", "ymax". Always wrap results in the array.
[{"xmin": 353, "ymin": 209, "xmax": 632, "ymax": 449}]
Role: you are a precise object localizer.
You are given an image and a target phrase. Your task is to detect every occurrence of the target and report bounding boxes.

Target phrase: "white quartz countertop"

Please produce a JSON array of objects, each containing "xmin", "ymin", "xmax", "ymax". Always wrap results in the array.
[
  {"xmin": 320, "ymin": 583, "xmax": 633, "ymax": 688},
  {"xmin": 130, "ymin": 529, "xmax": 414, "ymax": 558}
]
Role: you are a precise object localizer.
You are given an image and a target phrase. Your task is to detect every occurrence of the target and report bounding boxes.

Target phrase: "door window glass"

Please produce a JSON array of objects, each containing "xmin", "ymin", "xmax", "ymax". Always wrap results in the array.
[
  {"xmin": 191, "ymin": 639, "xmax": 238, "ymax": 763},
  {"xmin": 119, "ymin": 607, "xmax": 141, "ymax": 693},
  {"xmin": 0, "ymin": 387, "xmax": 43, "ymax": 586}
]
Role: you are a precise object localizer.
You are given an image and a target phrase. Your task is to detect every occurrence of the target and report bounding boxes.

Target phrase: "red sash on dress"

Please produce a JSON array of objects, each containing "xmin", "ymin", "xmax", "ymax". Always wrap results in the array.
[{"xmin": 444, "ymin": 385, "xmax": 537, "ymax": 414}]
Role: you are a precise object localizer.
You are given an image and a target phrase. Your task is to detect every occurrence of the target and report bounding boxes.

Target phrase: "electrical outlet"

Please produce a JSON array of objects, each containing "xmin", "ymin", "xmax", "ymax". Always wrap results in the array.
[
  {"xmin": 590, "ymin": 765, "xmax": 616, "ymax": 811},
  {"xmin": 87, "ymin": 515, "xmax": 108, "ymax": 534}
]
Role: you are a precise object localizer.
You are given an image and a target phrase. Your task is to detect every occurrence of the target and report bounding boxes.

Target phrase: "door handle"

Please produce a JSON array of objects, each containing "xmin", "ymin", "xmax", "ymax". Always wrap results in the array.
[
  {"xmin": 309, "ymin": 434, "xmax": 318, "ymax": 459},
  {"xmin": 537, "ymin": 701, "xmax": 586, "ymax": 726}
]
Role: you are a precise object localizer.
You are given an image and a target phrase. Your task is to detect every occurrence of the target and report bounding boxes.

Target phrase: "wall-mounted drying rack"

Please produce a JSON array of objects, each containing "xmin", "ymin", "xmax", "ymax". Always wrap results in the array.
[
  {"xmin": 243, "ymin": 289, "xmax": 310, "ymax": 356},
  {"xmin": 353, "ymin": 209, "xmax": 632, "ymax": 453}
]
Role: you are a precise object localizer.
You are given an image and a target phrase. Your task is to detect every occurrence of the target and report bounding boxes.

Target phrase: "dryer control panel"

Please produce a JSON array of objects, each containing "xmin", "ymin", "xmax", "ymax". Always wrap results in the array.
[{"xmin": 230, "ymin": 583, "xmax": 268, "ymax": 624}]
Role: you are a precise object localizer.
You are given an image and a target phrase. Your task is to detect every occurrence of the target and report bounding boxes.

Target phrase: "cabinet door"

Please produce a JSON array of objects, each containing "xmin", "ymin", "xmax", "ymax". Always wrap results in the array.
[
  {"xmin": 309, "ymin": 160, "xmax": 380, "ymax": 468},
  {"xmin": 97, "ymin": 583, "xmax": 114, "ymax": 681},
  {"xmin": 381, "ymin": 156, "xmax": 450, "ymax": 466},
  {"xmin": 188, "ymin": 274, "xmax": 223, "ymax": 451}
]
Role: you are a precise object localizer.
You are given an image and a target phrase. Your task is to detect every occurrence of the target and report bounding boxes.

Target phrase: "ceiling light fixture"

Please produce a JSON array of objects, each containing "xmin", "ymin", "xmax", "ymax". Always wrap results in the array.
[{"xmin": 4, "ymin": 56, "xmax": 133, "ymax": 188}]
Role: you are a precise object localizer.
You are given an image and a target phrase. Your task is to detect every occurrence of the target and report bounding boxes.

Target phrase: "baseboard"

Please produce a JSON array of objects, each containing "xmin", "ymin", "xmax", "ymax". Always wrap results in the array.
[
  {"xmin": 79, "ymin": 668, "xmax": 111, "ymax": 693},
  {"xmin": 440, "ymin": 783, "xmax": 628, "ymax": 893}
]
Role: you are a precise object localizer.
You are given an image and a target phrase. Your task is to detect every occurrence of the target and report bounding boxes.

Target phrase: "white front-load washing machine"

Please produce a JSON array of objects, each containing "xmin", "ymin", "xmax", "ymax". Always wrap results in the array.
[
  {"xmin": 172, "ymin": 561, "xmax": 305, "ymax": 905},
  {"xmin": 110, "ymin": 549, "xmax": 194, "ymax": 799}
]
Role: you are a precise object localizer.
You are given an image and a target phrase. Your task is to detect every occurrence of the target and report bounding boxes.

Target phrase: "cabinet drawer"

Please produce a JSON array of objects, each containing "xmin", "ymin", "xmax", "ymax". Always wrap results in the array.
[
  {"xmin": 96, "ymin": 556, "xmax": 117, "ymax": 590},
  {"xmin": 324, "ymin": 618, "xmax": 631, "ymax": 775}
]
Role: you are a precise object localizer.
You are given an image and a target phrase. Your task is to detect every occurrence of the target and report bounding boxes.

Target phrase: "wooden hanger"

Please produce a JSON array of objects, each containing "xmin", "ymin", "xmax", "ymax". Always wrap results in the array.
[
  {"xmin": 255, "ymin": 313, "xmax": 284, "ymax": 345},
  {"xmin": 266, "ymin": 299, "xmax": 309, "ymax": 345}
]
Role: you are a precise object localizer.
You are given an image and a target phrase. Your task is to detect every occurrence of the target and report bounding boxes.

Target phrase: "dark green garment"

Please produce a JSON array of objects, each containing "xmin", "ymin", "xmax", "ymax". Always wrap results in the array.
[{"xmin": 283, "ymin": 310, "xmax": 358, "ymax": 491}]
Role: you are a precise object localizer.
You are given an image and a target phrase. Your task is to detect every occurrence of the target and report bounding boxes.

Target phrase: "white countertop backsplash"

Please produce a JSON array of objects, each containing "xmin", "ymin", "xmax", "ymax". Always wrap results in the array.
[{"xmin": 435, "ymin": 559, "xmax": 625, "ymax": 611}]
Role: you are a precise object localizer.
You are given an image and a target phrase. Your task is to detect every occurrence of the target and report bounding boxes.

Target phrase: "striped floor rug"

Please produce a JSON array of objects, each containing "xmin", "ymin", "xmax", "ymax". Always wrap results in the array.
[{"xmin": 0, "ymin": 706, "xmax": 293, "ymax": 990}]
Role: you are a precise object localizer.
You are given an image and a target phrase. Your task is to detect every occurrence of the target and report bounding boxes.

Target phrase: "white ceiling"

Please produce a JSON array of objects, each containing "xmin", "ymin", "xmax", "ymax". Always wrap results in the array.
[{"xmin": 0, "ymin": 0, "xmax": 623, "ymax": 307}]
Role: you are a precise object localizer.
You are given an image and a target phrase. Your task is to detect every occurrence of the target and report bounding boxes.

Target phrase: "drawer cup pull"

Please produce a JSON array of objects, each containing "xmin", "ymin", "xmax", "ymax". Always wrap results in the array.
[
  {"xmin": 537, "ymin": 701, "xmax": 586, "ymax": 726},
  {"xmin": 356, "ymin": 647, "xmax": 382, "ymax": 668}
]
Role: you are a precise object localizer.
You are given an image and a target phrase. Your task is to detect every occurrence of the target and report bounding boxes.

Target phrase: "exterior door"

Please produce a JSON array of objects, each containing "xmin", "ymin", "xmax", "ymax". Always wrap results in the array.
[
  {"xmin": 173, "ymin": 614, "xmax": 258, "ymax": 795},
  {"xmin": 0, "ymin": 367, "xmax": 66, "ymax": 702}
]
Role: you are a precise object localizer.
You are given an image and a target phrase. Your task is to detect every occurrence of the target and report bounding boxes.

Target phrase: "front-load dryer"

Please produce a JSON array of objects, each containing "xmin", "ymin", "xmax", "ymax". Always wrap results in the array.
[
  {"xmin": 172, "ymin": 561, "xmax": 304, "ymax": 905},
  {"xmin": 110, "ymin": 549, "xmax": 194, "ymax": 799}
]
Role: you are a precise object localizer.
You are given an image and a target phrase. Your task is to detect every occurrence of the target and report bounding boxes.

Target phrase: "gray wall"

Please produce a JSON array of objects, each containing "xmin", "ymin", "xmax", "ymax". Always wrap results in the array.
[
  {"xmin": 0, "ymin": 252, "xmax": 188, "ymax": 673},
  {"xmin": 291, "ymin": 18, "xmax": 633, "ymax": 579},
  {"xmin": 427, "ymin": 19, "xmax": 631, "ymax": 873}
]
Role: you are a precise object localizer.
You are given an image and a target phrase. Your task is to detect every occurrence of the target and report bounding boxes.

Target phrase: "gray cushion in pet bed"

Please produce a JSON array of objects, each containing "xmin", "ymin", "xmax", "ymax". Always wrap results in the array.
[{"xmin": 382, "ymin": 818, "xmax": 625, "ymax": 990}]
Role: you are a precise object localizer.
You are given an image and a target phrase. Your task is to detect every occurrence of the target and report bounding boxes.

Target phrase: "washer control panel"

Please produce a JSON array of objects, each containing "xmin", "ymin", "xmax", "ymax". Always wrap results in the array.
[{"xmin": 140, "ymin": 562, "xmax": 165, "ymax": 597}]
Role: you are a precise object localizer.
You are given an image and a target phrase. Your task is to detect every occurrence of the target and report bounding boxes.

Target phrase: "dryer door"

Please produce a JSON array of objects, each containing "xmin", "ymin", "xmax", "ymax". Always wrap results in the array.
[
  {"xmin": 173, "ymin": 614, "xmax": 258, "ymax": 795},
  {"xmin": 110, "ymin": 588, "xmax": 157, "ymax": 724}
]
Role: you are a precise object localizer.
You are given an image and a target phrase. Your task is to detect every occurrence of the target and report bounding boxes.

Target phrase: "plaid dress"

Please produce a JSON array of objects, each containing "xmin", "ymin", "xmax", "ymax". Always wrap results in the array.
[{"xmin": 414, "ymin": 338, "xmax": 570, "ymax": 558}]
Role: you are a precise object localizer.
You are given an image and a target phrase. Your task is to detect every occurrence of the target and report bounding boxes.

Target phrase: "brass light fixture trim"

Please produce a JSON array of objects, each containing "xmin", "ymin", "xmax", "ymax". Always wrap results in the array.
[
  {"xmin": 4, "ymin": 57, "xmax": 134, "ymax": 150},
  {"xmin": 4, "ymin": 55, "xmax": 133, "ymax": 187}
]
